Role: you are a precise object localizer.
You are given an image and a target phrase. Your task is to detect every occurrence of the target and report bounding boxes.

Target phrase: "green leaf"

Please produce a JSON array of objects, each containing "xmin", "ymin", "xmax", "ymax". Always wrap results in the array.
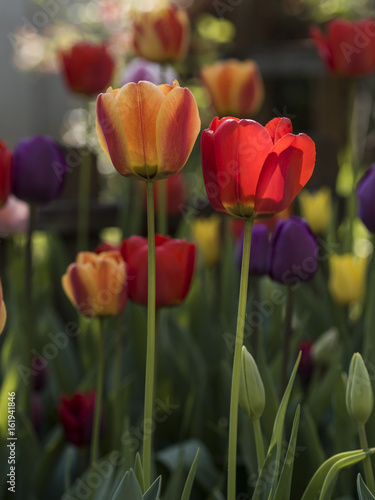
[
  {"xmin": 268, "ymin": 352, "xmax": 301, "ymax": 461},
  {"xmin": 357, "ymin": 474, "xmax": 375, "ymax": 500},
  {"xmin": 301, "ymin": 449, "xmax": 375, "ymax": 500},
  {"xmin": 252, "ymin": 442, "xmax": 279, "ymax": 500},
  {"xmin": 134, "ymin": 453, "xmax": 145, "ymax": 494},
  {"xmin": 112, "ymin": 469, "xmax": 143, "ymax": 500},
  {"xmin": 181, "ymin": 448, "xmax": 200, "ymax": 500},
  {"xmin": 319, "ymin": 450, "xmax": 375, "ymax": 500},
  {"xmin": 273, "ymin": 405, "xmax": 301, "ymax": 500},
  {"xmin": 143, "ymin": 476, "xmax": 162, "ymax": 500}
]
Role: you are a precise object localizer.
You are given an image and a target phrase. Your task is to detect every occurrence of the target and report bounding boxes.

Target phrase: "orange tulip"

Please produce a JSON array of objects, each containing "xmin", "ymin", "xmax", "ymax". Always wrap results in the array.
[
  {"xmin": 0, "ymin": 279, "xmax": 6, "ymax": 334},
  {"xmin": 96, "ymin": 80, "xmax": 200, "ymax": 181},
  {"xmin": 62, "ymin": 251, "xmax": 127, "ymax": 317},
  {"xmin": 201, "ymin": 59, "xmax": 264, "ymax": 117},
  {"xmin": 132, "ymin": 5, "xmax": 190, "ymax": 63}
]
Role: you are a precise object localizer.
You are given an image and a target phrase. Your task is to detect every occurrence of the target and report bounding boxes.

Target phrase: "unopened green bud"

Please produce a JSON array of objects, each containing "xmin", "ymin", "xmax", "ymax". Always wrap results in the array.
[
  {"xmin": 239, "ymin": 346, "xmax": 265, "ymax": 420},
  {"xmin": 346, "ymin": 353, "xmax": 373, "ymax": 425},
  {"xmin": 311, "ymin": 327, "xmax": 339, "ymax": 365}
]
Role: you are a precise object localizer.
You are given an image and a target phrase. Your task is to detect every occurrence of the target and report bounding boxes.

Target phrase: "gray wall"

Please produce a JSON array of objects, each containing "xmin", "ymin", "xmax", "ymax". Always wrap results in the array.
[{"xmin": 0, "ymin": 0, "xmax": 78, "ymax": 147}]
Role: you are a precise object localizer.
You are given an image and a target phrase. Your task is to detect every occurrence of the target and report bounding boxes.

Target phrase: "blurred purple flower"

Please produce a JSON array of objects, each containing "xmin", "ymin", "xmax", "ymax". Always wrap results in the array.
[
  {"xmin": 268, "ymin": 217, "xmax": 318, "ymax": 285},
  {"xmin": 120, "ymin": 57, "xmax": 178, "ymax": 86},
  {"xmin": 12, "ymin": 135, "xmax": 68, "ymax": 204},
  {"xmin": 236, "ymin": 224, "xmax": 270, "ymax": 276},
  {"xmin": 357, "ymin": 164, "xmax": 375, "ymax": 233}
]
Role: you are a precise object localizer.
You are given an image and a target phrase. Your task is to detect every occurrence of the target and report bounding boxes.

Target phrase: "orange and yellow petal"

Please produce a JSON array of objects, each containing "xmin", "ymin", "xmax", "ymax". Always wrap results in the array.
[
  {"xmin": 116, "ymin": 81, "xmax": 165, "ymax": 179},
  {"xmin": 156, "ymin": 86, "xmax": 200, "ymax": 178},
  {"xmin": 96, "ymin": 88, "xmax": 133, "ymax": 177}
]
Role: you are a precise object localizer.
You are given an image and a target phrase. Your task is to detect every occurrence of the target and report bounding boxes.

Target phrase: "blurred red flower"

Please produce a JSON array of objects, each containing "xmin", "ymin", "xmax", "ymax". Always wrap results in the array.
[
  {"xmin": 60, "ymin": 42, "xmax": 115, "ymax": 95},
  {"xmin": 311, "ymin": 18, "xmax": 375, "ymax": 76},
  {"xmin": 121, "ymin": 235, "xmax": 196, "ymax": 307}
]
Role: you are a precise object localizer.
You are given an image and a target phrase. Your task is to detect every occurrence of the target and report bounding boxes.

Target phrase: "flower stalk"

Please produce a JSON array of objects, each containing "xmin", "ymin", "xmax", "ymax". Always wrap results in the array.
[{"xmin": 228, "ymin": 217, "xmax": 254, "ymax": 500}]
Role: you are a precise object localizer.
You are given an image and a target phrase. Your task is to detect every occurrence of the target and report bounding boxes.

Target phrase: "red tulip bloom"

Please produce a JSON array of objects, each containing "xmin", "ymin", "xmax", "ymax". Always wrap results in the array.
[
  {"xmin": 0, "ymin": 140, "xmax": 12, "ymax": 208},
  {"xmin": 311, "ymin": 18, "xmax": 375, "ymax": 77},
  {"xmin": 60, "ymin": 42, "xmax": 115, "ymax": 96},
  {"xmin": 58, "ymin": 391, "xmax": 100, "ymax": 447},
  {"xmin": 121, "ymin": 235, "xmax": 196, "ymax": 307},
  {"xmin": 201, "ymin": 117, "xmax": 315, "ymax": 219}
]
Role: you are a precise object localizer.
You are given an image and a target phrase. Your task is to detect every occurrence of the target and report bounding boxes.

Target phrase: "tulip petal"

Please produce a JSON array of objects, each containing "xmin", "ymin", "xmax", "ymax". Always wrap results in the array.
[
  {"xmin": 156, "ymin": 86, "xmax": 200, "ymax": 177},
  {"xmin": 214, "ymin": 119, "xmax": 273, "ymax": 217},
  {"xmin": 116, "ymin": 81, "xmax": 165, "ymax": 179},
  {"xmin": 96, "ymin": 90, "xmax": 133, "ymax": 177},
  {"xmin": 254, "ymin": 133, "xmax": 316, "ymax": 216},
  {"xmin": 310, "ymin": 26, "xmax": 334, "ymax": 71},
  {"xmin": 265, "ymin": 117, "xmax": 293, "ymax": 143},
  {"xmin": 201, "ymin": 129, "xmax": 227, "ymax": 213},
  {"xmin": 68, "ymin": 263, "xmax": 99, "ymax": 316},
  {"xmin": 163, "ymin": 240, "xmax": 196, "ymax": 303}
]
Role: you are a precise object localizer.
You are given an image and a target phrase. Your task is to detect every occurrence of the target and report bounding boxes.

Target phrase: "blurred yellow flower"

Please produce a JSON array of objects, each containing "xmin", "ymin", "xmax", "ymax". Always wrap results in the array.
[
  {"xmin": 191, "ymin": 215, "xmax": 221, "ymax": 267},
  {"xmin": 299, "ymin": 187, "xmax": 331, "ymax": 234},
  {"xmin": 329, "ymin": 254, "xmax": 367, "ymax": 305}
]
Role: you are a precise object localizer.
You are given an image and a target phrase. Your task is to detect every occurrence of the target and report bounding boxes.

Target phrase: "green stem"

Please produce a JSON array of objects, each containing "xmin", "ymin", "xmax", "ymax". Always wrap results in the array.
[
  {"xmin": 77, "ymin": 146, "xmax": 92, "ymax": 252},
  {"xmin": 227, "ymin": 217, "xmax": 254, "ymax": 500},
  {"xmin": 358, "ymin": 424, "xmax": 375, "ymax": 495},
  {"xmin": 253, "ymin": 418, "xmax": 265, "ymax": 470},
  {"xmin": 25, "ymin": 204, "xmax": 37, "ymax": 414},
  {"xmin": 90, "ymin": 318, "xmax": 105, "ymax": 466},
  {"xmin": 143, "ymin": 180, "xmax": 156, "ymax": 489},
  {"xmin": 281, "ymin": 287, "xmax": 294, "ymax": 395},
  {"xmin": 345, "ymin": 80, "xmax": 359, "ymax": 253},
  {"xmin": 157, "ymin": 180, "xmax": 168, "ymax": 235}
]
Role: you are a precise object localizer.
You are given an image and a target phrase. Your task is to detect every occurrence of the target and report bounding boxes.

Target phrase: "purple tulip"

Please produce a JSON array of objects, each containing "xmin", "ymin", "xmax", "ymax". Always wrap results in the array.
[
  {"xmin": 12, "ymin": 135, "xmax": 68, "ymax": 204},
  {"xmin": 357, "ymin": 165, "xmax": 375, "ymax": 233},
  {"xmin": 236, "ymin": 224, "xmax": 270, "ymax": 276},
  {"xmin": 268, "ymin": 217, "xmax": 318, "ymax": 286},
  {"xmin": 120, "ymin": 57, "xmax": 178, "ymax": 86}
]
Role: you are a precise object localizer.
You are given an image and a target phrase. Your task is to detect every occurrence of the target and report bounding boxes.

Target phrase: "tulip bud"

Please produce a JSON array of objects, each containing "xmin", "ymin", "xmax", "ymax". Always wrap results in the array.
[
  {"xmin": 346, "ymin": 353, "xmax": 374, "ymax": 426},
  {"xmin": 239, "ymin": 347, "xmax": 265, "ymax": 420},
  {"xmin": 311, "ymin": 327, "xmax": 339, "ymax": 365}
]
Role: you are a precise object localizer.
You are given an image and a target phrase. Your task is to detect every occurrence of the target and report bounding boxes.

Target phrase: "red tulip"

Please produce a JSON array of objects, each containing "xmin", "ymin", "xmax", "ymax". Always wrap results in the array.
[
  {"xmin": 60, "ymin": 41, "xmax": 115, "ymax": 95},
  {"xmin": 311, "ymin": 18, "xmax": 375, "ymax": 76},
  {"xmin": 0, "ymin": 140, "xmax": 12, "ymax": 208},
  {"xmin": 121, "ymin": 235, "xmax": 196, "ymax": 307},
  {"xmin": 201, "ymin": 116, "xmax": 315, "ymax": 219},
  {"xmin": 58, "ymin": 391, "xmax": 100, "ymax": 447}
]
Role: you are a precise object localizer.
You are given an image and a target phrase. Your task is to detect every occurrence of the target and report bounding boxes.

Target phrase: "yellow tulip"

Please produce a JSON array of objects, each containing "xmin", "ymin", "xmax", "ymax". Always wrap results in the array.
[
  {"xmin": 62, "ymin": 251, "xmax": 127, "ymax": 317},
  {"xmin": 329, "ymin": 254, "xmax": 367, "ymax": 305},
  {"xmin": 299, "ymin": 187, "xmax": 331, "ymax": 234},
  {"xmin": 191, "ymin": 215, "xmax": 221, "ymax": 267}
]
